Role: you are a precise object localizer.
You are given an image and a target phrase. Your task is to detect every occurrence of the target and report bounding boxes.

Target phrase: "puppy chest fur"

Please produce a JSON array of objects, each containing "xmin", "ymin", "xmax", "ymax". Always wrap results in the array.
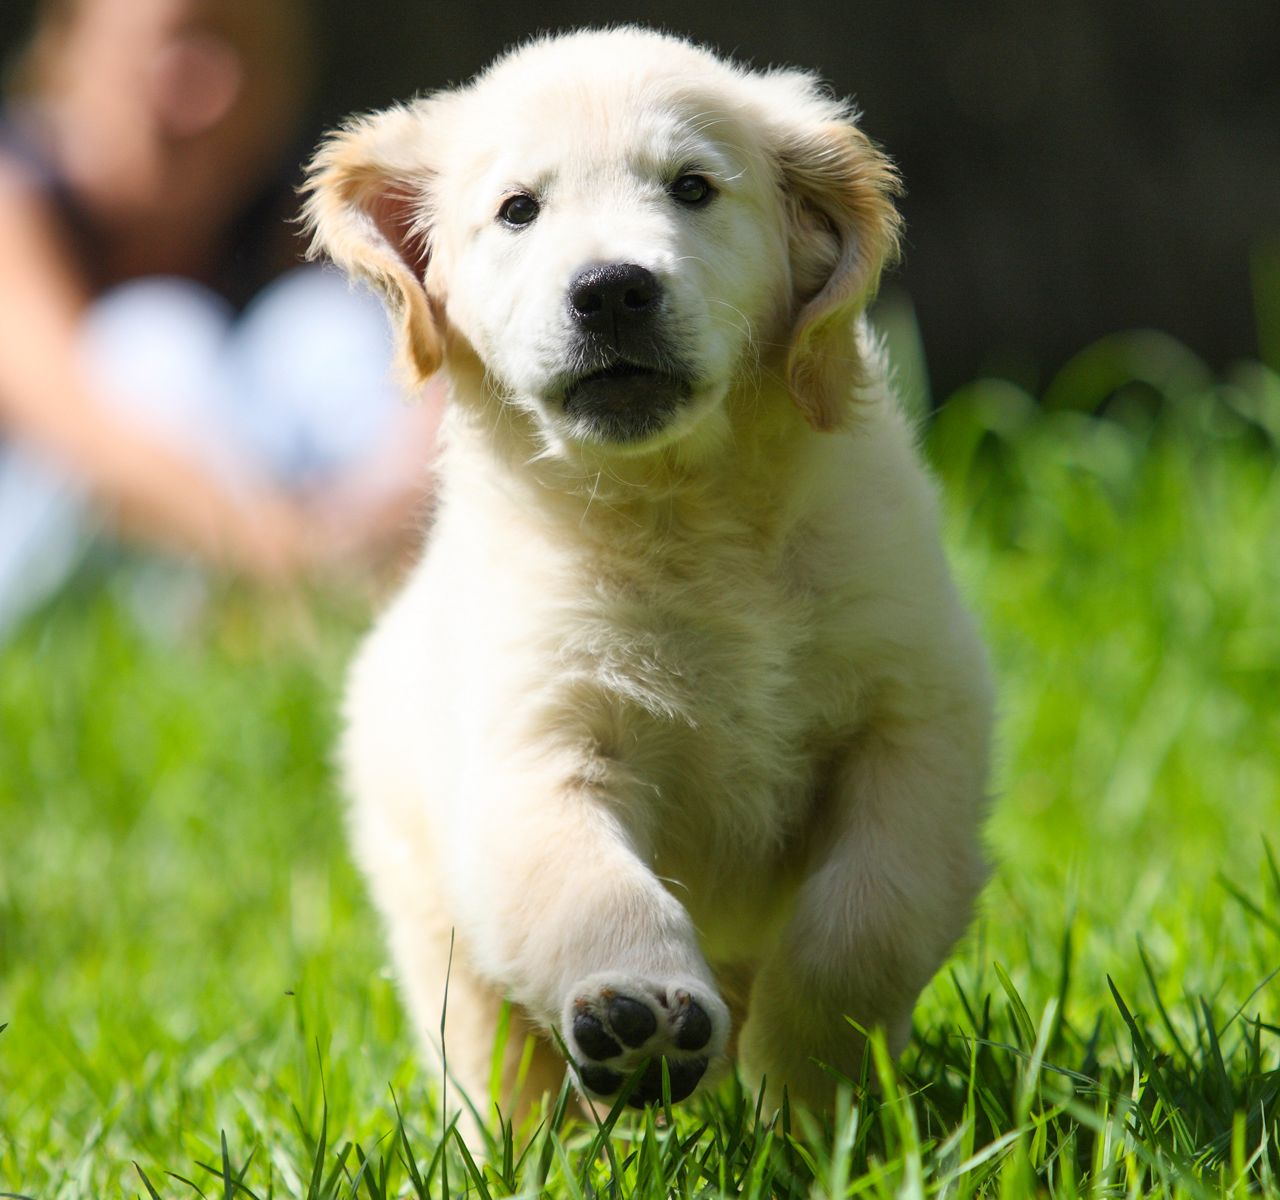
[{"xmin": 498, "ymin": 503, "xmax": 850, "ymax": 949}]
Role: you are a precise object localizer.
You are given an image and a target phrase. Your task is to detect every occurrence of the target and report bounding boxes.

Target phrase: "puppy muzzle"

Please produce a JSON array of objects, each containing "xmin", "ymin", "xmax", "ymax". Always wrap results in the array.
[{"xmin": 558, "ymin": 262, "xmax": 695, "ymax": 442}]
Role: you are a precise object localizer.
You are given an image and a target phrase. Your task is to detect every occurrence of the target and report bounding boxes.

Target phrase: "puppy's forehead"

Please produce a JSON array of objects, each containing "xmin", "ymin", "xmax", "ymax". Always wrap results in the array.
[
  {"xmin": 486, "ymin": 100, "xmax": 735, "ymax": 188},
  {"xmin": 450, "ymin": 33, "xmax": 757, "ymax": 182},
  {"xmin": 475, "ymin": 27, "xmax": 733, "ymax": 101}
]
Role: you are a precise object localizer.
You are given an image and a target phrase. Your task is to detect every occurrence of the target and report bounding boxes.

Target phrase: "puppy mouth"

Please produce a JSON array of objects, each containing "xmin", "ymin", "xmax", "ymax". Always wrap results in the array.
[{"xmin": 561, "ymin": 360, "xmax": 692, "ymax": 443}]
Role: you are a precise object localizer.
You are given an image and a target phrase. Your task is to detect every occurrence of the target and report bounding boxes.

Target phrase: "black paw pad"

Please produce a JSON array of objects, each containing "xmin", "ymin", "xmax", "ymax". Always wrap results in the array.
[
  {"xmin": 579, "ymin": 1064, "xmax": 624, "ymax": 1096},
  {"xmin": 607, "ymin": 994, "xmax": 658, "ymax": 1047},
  {"xmin": 625, "ymin": 1056, "xmax": 707, "ymax": 1107},
  {"xmin": 573, "ymin": 1010, "xmax": 623, "ymax": 1061},
  {"xmin": 674, "ymin": 999, "xmax": 712, "ymax": 1051}
]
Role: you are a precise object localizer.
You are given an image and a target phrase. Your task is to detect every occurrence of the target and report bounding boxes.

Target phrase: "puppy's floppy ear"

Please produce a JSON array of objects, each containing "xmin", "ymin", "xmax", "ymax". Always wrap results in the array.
[
  {"xmin": 302, "ymin": 102, "xmax": 445, "ymax": 386},
  {"xmin": 772, "ymin": 88, "xmax": 903, "ymax": 430}
]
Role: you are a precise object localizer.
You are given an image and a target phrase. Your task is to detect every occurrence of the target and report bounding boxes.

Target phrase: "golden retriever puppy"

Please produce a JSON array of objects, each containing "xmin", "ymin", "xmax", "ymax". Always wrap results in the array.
[{"xmin": 305, "ymin": 26, "xmax": 993, "ymax": 1122}]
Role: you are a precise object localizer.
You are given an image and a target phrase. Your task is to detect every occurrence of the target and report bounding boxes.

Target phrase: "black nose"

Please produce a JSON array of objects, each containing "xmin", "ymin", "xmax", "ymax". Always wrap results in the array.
[{"xmin": 568, "ymin": 263, "xmax": 661, "ymax": 331}]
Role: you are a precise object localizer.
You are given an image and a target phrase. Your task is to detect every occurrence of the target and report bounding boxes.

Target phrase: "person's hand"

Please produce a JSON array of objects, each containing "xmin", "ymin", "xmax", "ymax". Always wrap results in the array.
[
  {"xmin": 301, "ymin": 469, "xmax": 433, "ymax": 579},
  {"xmin": 297, "ymin": 382, "xmax": 445, "ymax": 577},
  {"xmin": 219, "ymin": 490, "xmax": 313, "ymax": 582}
]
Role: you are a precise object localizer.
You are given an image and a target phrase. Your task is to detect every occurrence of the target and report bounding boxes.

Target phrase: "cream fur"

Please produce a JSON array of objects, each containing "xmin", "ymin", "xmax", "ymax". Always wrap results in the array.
[{"xmin": 305, "ymin": 26, "xmax": 993, "ymax": 1124}]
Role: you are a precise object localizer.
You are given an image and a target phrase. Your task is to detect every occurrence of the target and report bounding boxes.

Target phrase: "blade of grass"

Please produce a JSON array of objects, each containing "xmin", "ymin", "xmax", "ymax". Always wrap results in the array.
[
  {"xmin": 993, "ymin": 963, "xmax": 1037, "ymax": 1048},
  {"xmin": 451, "ymin": 1123, "xmax": 494, "ymax": 1200},
  {"xmin": 132, "ymin": 1164, "xmax": 164, "ymax": 1200}
]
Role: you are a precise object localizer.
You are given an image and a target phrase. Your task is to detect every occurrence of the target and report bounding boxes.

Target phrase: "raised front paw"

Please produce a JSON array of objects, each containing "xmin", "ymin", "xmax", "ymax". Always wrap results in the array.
[{"xmin": 562, "ymin": 974, "xmax": 729, "ymax": 1107}]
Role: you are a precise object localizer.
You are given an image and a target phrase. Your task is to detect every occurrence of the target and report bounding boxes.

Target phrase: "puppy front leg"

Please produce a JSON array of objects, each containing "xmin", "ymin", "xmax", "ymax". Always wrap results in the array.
[
  {"xmin": 740, "ymin": 712, "xmax": 990, "ymax": 1111},
  {"xmin": 447, "ymin": 762, "xmax": 730, "ymax": 1107}
]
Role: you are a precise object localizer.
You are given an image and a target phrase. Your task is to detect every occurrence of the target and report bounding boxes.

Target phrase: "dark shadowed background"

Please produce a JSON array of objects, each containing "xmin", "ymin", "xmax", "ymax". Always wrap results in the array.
[{"xmin": 5, "ymin": 0, "xmax": 1276, "ymax": 396}]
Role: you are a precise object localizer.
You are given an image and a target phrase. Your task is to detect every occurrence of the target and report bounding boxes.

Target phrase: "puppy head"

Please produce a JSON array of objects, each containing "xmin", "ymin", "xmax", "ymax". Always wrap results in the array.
[{"xmin": 303, "ymin": 29, "xmax": 901, "ymax": 455}]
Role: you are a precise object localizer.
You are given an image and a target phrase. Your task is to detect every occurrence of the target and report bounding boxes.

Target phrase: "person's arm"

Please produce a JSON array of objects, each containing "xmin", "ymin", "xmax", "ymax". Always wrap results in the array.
[{"xmin": 0, "ymin": 164, "xmax": 307, "ymax": 579}]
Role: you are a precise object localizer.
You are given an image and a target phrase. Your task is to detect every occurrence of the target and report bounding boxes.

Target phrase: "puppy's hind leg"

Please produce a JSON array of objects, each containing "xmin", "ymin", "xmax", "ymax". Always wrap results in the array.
[
  {"xmin": 399, "ymin": 922, "xmax": 569, "ymax": 1139},
  {"xmin": 343, "ymin": 681, "xmax": 565, "ymax": 1139},
  {"xmin": 357, "ymin": 810, "xmax": 568, "ymax": 1140},
  {"xmin": 738, "ymin": 710, "xmax": 990, "ymax": 1113}
]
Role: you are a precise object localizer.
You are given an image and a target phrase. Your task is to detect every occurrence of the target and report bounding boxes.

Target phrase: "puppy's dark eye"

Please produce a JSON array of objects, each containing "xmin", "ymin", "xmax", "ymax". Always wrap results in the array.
[
  {"xmin": 669, "ymin": 174, "xmax": 714, "ymax": 207},
  {"xmin": 498, "ymin": 193, "xmax": 540, "ymax": 227}
]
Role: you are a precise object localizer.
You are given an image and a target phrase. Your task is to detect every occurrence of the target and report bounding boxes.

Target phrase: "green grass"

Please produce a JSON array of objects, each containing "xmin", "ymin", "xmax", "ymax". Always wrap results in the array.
[{"xmin": 1, "ymin": 332, "xmax": 1278, "ymax": 1197}]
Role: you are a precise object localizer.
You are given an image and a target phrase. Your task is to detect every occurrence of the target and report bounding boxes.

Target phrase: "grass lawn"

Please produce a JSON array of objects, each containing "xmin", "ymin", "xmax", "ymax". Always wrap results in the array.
[{"xmin": 1, "ymin": 331, "xmax": 1278, "ymax": 1197}]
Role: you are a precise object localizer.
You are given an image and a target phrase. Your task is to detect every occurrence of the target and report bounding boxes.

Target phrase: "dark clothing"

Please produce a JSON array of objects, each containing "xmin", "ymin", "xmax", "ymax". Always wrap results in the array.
[{"xmin": 0, "ymin": 107, "xmax": 304, "ymax": 310}]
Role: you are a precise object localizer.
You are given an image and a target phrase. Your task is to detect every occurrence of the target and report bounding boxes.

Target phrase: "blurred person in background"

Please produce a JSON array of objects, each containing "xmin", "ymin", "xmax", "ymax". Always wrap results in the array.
[{"xmin": 0, "ymin": 0, "xmax": 442, "ymax": 635}]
